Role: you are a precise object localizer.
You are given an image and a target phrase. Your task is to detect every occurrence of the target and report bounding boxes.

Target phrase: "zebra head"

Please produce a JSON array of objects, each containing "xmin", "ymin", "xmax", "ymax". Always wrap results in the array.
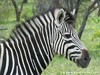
[{"xmin": 53, "ymin": 8, "xmax": 91, "ymax": 68}]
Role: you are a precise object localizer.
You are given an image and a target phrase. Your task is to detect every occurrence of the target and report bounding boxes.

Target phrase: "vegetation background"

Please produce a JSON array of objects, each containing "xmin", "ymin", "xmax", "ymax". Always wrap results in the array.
[{"xmin": 0, "ymin": 0, "xmax": 100, "ymax": 75}]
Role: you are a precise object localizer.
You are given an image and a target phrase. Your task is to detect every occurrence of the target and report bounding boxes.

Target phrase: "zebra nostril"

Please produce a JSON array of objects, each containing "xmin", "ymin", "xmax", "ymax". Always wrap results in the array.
[
  {"xmin": 81, "ymin": 50, "xmax": 90, "ymax": 60},
  {"xmin": 83, "ymin": 57, "xmax": 88, "ymax": 61}
]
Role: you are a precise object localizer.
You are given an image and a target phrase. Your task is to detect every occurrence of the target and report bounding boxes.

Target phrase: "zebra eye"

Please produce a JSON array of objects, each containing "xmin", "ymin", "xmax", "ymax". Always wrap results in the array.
[{"xmin": 62, "ymin": 33, "xmax": 71, "ymax": 38}]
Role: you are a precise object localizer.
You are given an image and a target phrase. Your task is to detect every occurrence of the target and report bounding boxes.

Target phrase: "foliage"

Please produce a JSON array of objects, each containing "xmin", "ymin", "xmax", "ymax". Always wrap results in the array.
[
  {"xmin": 0, "ymin": 0, "xmax": 12, "ymax": 23},
  {"xmin": 90, "ymin": 16, "xmax": 100, "ymax": 48}
]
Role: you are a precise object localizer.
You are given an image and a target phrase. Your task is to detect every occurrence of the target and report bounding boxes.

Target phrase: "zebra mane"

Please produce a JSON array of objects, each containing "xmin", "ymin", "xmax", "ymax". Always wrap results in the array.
[
  {"xmin": 10, "ymin": 8, "xmax": 63, "ymax": 36},
  {"xmin": 9, "ymin": 7, "xmax": 75, "ymax": 40}
]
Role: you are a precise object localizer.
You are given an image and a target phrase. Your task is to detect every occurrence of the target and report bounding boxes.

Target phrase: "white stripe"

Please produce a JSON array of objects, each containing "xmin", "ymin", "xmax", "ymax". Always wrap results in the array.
[
  {"xmin": 17, "ymin": 29, "xmax": 33, "ymax": 69},
  {"xmin": 35, "ymin": 16, "xmax": 53, "ymax": 59},
  {"xmin": 5, "ymin": 41, "xmax": 15, "ymax": 75},
  {"xmin": 70, "ymin": 54, "xmax": 81, "ymax": 57},
  {"xmin": 3, "ymin": 48, "xmax": 9, "ymax": 75},
  {"xmin": 10, "ymin": 36, "xmax": 24, "ymax": 75},
  {"xmin": 21, "ymin": 24, "xmax": 44, "ymax": 71},
  {"xmin": 16, "ymin": 66, "xmax": 18, "ymax": 75},
  {"xmin": 33, "ymin": 18, "xmax": 42, "ymax": 32},
  {"xmin": 21, "ymin": 25, "xmax": 39, "ymax": 74},
  {"xmin": 15, "ymin": 28, "xmax": 29, "ymax": 75},
  {"xmin": 68, "ymin": 48, "xmax": 81, "ymax": 56},
  {"xmin": 16, "ymin": 29, "xmax": 33, "ymax": 74},
  {"xmin": 64, "ymin": 43, "xmax": 75, "ymax": 57},
  {"xmin": 14, "ymin": 35, "xmax": 24, "ymax": 75},
  {"xmin": 44, "ymin": 13, "xmax": 54, "ymax": 58},
  {"xmin": 61, "ymin": 41, "xmax": 65, "ymax": 55},
  {"xmin": 0, "ymin": 43, "xmax": 4, "ymax": 72},
  {"xmin": 33, "ymin": 59, "xmax": 39, "ymax": 75},
  {"xmin": 33, "ymin": 18, "xmax": 51, "ymax": 62},
  {"xmin": 17, "ymin": 25, "xmax": 37, "ymax": 70},
  {"xmin": 34, "ymin": 19, "xmax": 50, "ymax": 62},
  {"xmin": 48, "ymin": 12, "xmax": 54, "ymax": 43}
]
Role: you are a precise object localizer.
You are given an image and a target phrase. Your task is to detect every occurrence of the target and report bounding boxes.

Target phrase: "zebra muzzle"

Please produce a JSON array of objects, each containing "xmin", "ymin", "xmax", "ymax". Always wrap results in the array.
[{"xmin": 76, "ymin": 50, "xmax": 91, "ymax": 68}]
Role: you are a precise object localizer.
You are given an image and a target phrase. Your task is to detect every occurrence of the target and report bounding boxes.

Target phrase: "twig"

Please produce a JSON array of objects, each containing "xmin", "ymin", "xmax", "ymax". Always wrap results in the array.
[
  {"xmin": 90, "ymin": 4, "xmax": 100, "ymax": 14},
  {"xmin": 0, "ymin": 28, "xmax": 7, "ymax": 30}
]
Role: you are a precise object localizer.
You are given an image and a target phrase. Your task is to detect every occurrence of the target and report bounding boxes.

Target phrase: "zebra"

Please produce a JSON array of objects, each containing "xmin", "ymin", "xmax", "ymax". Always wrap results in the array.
[{"xmin": 0, "ymin": 8, "xmax": 91, "ymax": 75}]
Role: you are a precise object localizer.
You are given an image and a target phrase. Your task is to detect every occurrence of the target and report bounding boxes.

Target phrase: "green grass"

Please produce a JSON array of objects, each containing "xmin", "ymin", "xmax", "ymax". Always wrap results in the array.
[{"xmin": 0, "ymin": 0, "xmax": 100, "ymax": 75}]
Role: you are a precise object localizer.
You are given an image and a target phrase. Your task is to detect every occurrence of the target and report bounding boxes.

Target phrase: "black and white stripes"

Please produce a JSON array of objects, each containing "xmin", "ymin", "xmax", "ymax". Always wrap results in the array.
[{"xmin": 0, "ymin": 8, "xmax": 90, "ymax": 75}]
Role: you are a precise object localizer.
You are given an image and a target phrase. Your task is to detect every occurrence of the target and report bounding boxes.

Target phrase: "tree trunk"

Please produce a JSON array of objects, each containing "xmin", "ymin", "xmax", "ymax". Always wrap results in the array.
[
  {"xmin": 23, "ymin": 0, "xmax": 28, "ymax": 3},
  {"xmin": 78, "ymin": 0, "xmax": 97, "ymax": 39},
  {"xmin": 78, "ymin": 9, "xmax": 90, "ymax": 39},
  {"xmin": 74, "ymin": 0, "xmax": 82, "ymax": 22},
  {"xmin": 52, "ymin": 0, "xmax": 60, "ymax": 8},
  {"xmin": 11, "ymin": 0, "xmax": 24, "ymax": 22},
  {"xmin": 70, "ymin": 0, "xmax": 74, "ymax": 11},
  {"xmin": 16, "ymin": 11, "xmax": 20, "ymax": 21},
  {"xmin": 98, "ymin": 1, "xmax": 100, "ymax": 16},
  {"xmin": 98, "ymin": 8, "xmax": 100, "ymax": 16}
]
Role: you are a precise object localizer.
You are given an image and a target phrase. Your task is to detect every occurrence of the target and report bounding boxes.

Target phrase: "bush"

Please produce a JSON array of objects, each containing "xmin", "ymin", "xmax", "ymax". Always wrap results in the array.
[
  {"xmin": 0, "ymin": 1, "xmax": 12, "ymax": 23},
  {"xmin": 91, "ymin": 16, "xmax": 100, "ymax": 48}
]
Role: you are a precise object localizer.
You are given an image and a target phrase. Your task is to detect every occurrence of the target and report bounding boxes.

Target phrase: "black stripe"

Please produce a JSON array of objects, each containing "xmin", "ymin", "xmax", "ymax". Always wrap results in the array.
[
  {"xmin": 34, "ymin": 15, "xmax": 49, "ymax": 55},
  {"xmin": 49, "ymin": 11, "xmax": 55, "ymax": 20},
  {"xmin": 29, "ymin": 33, "xmax": 42, "ymax": 73},
  {"xmin": 64, "ymin": 40, "xmax": 72, "ymax": 44},
  {"xmin": 10, "ymin": 36, "xmax": 22, "ymax": 74},
  {"xmin": 39, "ymin": 31, "xmax": 49, "ymax": 64},
  {"xmin": 6, "ymin": 38, "xmax": 17, "ymax": 75},
  {"xmin": 67, "ymin": 45, "xmax": 77, "ymax": 51},
  {"xmin": 12, "ymin": 29, "xmax": 25, "ymax": 74},
  {"xmin": 31, "ymin": 19, "xmax": 49, "ymax": 67},
  {"xmin": 18, "ymin": 28, "xmax": 40, "ymax": 74},
  {"xmin": 70, "ymin": 56, "xmax": 78, "ymax": 61},
  {"xmin": 0, "ymin": 43, "xmax": 6, "ymax": 75},
  {"xmin": 36, "ymin": 16, "xmax": 52, "ymax": 60},
  {"xmin": 65, "ymin": 45, "xmax": 77, "ymax": 58},
  {"xmin": 25, "ymin": 20, "xmax": 46, "ymax": 73},
  {"xmin": 59, "ymin": 40, "xmax": 63, "ymax": 55},
  {"xmin": 54, "ymin": 33, "xmax": 59, "ymax": 53},
  {"xmin": 5, "ymin": 40, "xmax": 13, "ymax": 75},
  {"xmin": 45, "ymin": 14, "xmax": 52, "ymax": 41},
  {"xmin": 69, "ymin": 51, "xmax": 81, "ymax": 56},
  {"xmin": 39, "ymin": 16, "xmax": 50, "ymax": 44},
  {"xmin": 17, "ymin": 25, "xmax": 39, "ymax": 74},
  {"xmin": 56, "ymin": 34, "xmax": 62, "ymax": 53},
  {"xmin": 17, "ymin": 25, "xmax": 34, "ymax": 74}
]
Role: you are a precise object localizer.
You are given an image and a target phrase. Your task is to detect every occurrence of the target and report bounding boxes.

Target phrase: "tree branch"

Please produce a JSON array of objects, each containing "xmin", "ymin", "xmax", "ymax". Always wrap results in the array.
[
  {"xmin": 90, "ymin": 5, "xmax": 100, "ymax": 14},
  {"xmin": 74, "ymin": 0, "xmax": 83, "ymax": 28},
  {"xmin": 11, "ymin": 0, "xmax": 18, "ymax": 14},
  {"xmin": 19, "ymin": 0, "xmax": 24, "ymax": 14},
  {"xmin": 74, "ymin": 0, "xmax": 83, "ymax": 17},
  {"xmin": 11, "ymin": 0, "xmax": 25, "ymax": 21},
  {"xmin": 0, "ymin": 28, "xmax": 7, "ymax": 30}
]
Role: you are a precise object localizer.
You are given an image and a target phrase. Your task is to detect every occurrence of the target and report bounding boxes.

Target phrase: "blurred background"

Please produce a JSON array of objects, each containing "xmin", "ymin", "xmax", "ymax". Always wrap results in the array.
[{"xmin": 0, "ymin": 0, "xmax": 100, "ymax": 75}]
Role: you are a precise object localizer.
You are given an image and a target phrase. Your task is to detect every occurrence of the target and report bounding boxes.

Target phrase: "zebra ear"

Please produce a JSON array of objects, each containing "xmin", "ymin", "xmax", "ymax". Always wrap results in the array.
[{"xmin": 55, "ymin": 9, "xmax": 65, "ymax": 27}]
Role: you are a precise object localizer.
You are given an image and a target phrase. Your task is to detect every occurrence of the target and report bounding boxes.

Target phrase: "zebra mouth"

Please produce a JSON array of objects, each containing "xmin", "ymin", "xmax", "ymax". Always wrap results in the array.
[
  {"xmin": 76, "ymin": 58, "xmax": 91, "ymax": 68},
  {"xmin": 76, "ymin": 49, "xmax": 91, "ymax": 68}
]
